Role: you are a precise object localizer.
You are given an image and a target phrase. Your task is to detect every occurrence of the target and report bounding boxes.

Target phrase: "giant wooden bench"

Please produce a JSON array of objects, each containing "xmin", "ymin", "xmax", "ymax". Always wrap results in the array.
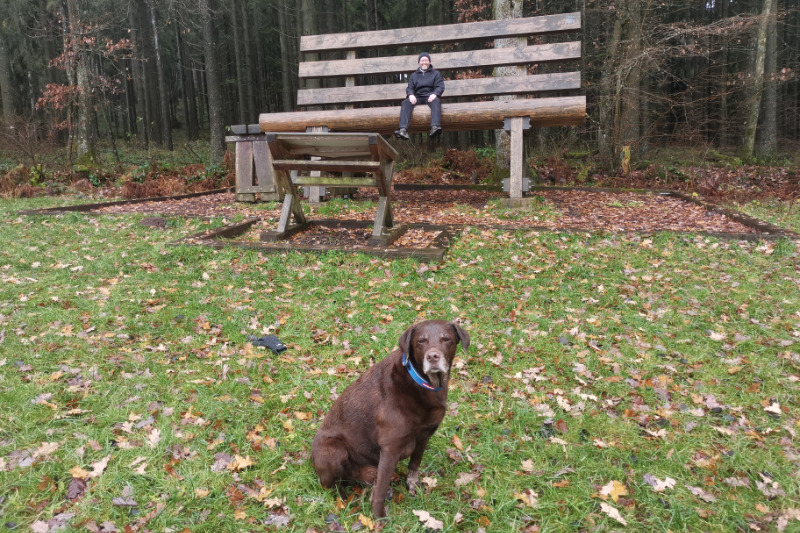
[
  {"xmin": 262, "ymin": 11, "xmax": 584, "ymax": 197},
  {"xmin": 229, "ymin": 12, "xmax": 585, "ymax": 243}
]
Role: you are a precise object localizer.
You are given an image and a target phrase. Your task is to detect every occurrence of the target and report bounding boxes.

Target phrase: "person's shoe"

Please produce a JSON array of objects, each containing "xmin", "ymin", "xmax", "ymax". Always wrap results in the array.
[
  {"xmin": 394, "ymin": 128, "xmax": 409, "ymax": 140},
  {"xmin": 429, "ymin": 126, "xmax": 442, "ymax": 138}
]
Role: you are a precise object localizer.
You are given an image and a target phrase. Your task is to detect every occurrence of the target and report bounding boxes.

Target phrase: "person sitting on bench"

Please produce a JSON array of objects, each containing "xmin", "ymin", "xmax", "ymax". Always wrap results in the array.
[{"xmin": 394, "ymin": 52, "xmax": 445, "ymax": 140}]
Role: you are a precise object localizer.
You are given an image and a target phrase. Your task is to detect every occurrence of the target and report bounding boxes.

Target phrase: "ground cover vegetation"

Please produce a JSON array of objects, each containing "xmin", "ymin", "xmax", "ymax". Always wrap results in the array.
[{"xmin": 1, "ymin": 191, "xmax": 799, "ymax": 532}]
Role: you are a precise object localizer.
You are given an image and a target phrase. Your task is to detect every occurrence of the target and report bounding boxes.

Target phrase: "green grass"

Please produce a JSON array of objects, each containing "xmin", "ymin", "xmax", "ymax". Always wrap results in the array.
[
  {"xmin": 728, "ymin": 198, "xmax": 800, "ymax": 234},
  {"xmin": 1, "ymin": 196, "xmax": 799, "ymax": 532}
]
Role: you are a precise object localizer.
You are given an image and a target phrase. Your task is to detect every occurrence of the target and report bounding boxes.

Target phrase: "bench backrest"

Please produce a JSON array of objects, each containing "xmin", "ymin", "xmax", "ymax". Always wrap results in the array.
[{"xmin": 296, "ymin": 12, "xmax": 582, "ymax": 110}]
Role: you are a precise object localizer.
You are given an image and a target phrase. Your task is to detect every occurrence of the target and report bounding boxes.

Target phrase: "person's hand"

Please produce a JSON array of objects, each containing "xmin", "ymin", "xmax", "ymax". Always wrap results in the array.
[
  {"xmin": 428, "ymin": 94, "xmax": 437, "ymax": 102},
  {"xmin": 409, "ymin": 95, "xmax": 417, "ymax": 105}
]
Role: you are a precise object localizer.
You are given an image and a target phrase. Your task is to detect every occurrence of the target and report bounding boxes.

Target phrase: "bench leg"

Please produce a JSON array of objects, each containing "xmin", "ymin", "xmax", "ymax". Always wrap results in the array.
[
  {"xmin": 372, "ymin": 196, "xmax": 391, "ymax": 238},
  {"xmin": 261, "ymin": 193, "xmax": 309, "ymax": 242},
  {"xmin": 509, "ymin": 117, "xmax": 524, "ymax": 199},
  {"xmin": 368, "ymin": 196, "xmax": 407, "ymax": 246}
]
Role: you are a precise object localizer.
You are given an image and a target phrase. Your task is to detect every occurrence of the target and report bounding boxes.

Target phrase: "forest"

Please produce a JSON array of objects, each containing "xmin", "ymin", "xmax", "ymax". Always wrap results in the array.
[{"xmin": 0, "ymin": 0, "xmax": 797, "ymax": 169}]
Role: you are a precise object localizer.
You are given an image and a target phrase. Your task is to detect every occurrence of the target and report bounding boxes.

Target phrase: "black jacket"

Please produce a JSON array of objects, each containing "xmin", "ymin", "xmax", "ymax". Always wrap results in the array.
[{"xmin": 406, "ymin": 67, "xmax": 445, "ymax": 99}]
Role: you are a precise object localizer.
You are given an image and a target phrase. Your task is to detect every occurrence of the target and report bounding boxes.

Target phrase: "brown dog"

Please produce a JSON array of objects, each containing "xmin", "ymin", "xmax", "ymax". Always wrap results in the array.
[{"xmin": 311, "ymin": 320, "xmax": 469, "ymax": 519}]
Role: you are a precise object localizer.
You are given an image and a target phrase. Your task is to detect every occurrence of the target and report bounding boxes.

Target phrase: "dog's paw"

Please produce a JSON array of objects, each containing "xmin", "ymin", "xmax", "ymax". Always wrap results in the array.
[{"xmin": 407, "ymin": 471, "xmax": 419, "ymax": 496}]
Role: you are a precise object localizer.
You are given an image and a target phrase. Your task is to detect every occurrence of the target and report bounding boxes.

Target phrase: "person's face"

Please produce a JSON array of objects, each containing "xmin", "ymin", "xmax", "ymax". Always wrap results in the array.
[{"xmin": 418, "ymin": 56, "xmax": 430, "ymax": 70}]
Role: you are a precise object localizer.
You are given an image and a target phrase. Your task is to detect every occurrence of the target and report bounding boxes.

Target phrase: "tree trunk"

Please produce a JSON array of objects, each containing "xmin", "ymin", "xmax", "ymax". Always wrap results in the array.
[
  {"xmin": 239, "ymin": 0, "xmax": 256, "ymax": 120},
  {"xmin": 175, "ymin": 21, "xmax": 200, "ymax": 140},
  {"xmin": 200, "ymin": 0, "xmax": 226, "ymax": 163},
  {"xmin": 127, "ymin": 0, "xmax": 149, "ymax": 148},
  {"xmin": 743, "ymin": 0, "xmax": 774, "ymax": 159},
  {"xmin": 148, "ymin": 0, "xmax": 173, "ymax": 150},
  {"xmin": 230, "ymin": 0, "xmax": 248, "ymax": 123},
  {"xmin": 598, "ymin": 7, "xmax": 623, "ymax": 168},
  {"xmin": 492, "ymin": 0, "xmax": 523, "ymax": 171},
  {"xmin": 277, "ymin": 0, "xmax": 294, "ymax": 112},
  {"xmin": 66, "ymin": 0, "xmax": 96, "ymax": 162},
  {"xmin": 619, "ymin": 0, "xmax": 642, "ymax": 157},
  {"xmin": 0, "ymin": 33, "xmax": 15, "ymax": 118},
  {"xmin": 757, "ymin": 0, "xmax": 777, "ymax": 157}
]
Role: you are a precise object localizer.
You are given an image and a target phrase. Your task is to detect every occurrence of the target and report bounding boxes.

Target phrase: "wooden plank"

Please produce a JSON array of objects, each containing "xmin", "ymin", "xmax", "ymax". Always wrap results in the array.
[
  {"xmin": 298, "ymin": 42, "xmax": 581, "ymax": 79},
  {"xmin": 292, "ymin": 176, "xmax": 378, "ymax": 187},
  {"xmin": 235, "ymin": 141, "xmax": 256, "ymax": 193},
  {"xmin": 300, "ymin": 12, "xmax": 580, "ymax": 52},
  {"xmin": 253, "ymin": 140, "xmax": 278, "ymax": 196},
  {"xmin": 273, "ymin": 160, "xmax": 381, "ymax": 173},
  {"xmin": 261, "ymin": 95, "xmax": 586, "ymax": 133},
  {"xmin": 297, "ymin": 72, "xmax": 581, "ymax": 107}
]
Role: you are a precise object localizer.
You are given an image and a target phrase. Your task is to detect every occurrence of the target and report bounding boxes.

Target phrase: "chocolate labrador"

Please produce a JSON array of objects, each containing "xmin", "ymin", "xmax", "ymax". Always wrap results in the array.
[{"xmin": 311, "ymin": 320, "xmax": 469, "ymax": 519}]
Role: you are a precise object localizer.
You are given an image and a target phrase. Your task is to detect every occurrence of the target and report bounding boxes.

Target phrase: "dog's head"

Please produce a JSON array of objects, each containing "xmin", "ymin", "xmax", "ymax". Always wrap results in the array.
[{"xmin": 399, "ymin": 320, "xmax": 470, "ymax": 389}]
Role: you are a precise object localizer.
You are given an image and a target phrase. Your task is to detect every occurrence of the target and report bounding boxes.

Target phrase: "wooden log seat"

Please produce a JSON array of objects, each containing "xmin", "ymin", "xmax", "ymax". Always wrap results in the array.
[{"xmin": 259, "ymin": 11, "xmax": 585, "ymax": 199}]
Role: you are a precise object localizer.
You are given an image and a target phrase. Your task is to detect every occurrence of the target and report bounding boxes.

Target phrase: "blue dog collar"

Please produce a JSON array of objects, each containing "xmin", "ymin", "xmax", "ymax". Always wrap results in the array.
[{"xmin": 402, "ymin": 353, "xmax": 441, "ymax": 391}]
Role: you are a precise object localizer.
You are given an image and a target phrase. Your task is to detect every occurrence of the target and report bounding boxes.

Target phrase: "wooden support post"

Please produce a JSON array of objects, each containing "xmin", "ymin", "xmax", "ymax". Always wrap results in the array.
[
  {"xmin": 235, "ymin": 141, "xmax": 256, "ymax": 202},
  {"xmin": 508, "ymin": 117, "xmax": 525, "ymax": 199},
  {"xmin": 307, "ymin": 126, "xmax": 326, "ymax": 202}
]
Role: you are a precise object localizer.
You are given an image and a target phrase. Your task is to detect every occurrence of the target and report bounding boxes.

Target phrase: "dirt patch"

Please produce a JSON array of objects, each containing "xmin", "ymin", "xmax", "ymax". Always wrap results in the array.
[{"xmin": 91, "ymin": 188, "xmax": 773, "ymax": 236}]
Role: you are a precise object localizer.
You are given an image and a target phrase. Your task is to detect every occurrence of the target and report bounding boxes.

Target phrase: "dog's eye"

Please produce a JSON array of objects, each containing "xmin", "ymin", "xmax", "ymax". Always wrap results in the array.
[{"xmin": 417, "ymin": 337, "xmax": 428, "ymax": 344}]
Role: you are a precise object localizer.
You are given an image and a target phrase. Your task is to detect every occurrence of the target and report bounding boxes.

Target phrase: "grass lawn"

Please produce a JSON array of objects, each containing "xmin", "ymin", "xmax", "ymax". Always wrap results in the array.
[{"xmin": 1, "ymin": 196, "xmax": 799, "ymax": 532}]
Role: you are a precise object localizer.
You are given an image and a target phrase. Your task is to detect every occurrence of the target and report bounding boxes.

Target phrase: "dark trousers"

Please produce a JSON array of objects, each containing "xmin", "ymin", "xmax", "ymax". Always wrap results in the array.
[{"xmin": 398, "ymin": 97, "xmax": 442, "ymax": 130}]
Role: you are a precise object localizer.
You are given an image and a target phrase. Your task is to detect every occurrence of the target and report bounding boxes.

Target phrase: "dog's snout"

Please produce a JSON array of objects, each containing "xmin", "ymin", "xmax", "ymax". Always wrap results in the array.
[{"xmin": 426, "ymin": 351, "xmax": 441, "ymax": 363}]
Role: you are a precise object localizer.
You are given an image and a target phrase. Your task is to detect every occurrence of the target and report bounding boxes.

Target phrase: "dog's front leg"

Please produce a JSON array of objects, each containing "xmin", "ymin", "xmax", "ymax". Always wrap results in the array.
[
  {"xmin": 371, "ymin": 448, "xmax": 400, "ymax": 518},
  {"xmin": 406, "ymin": 434, "xmax": 432, "ymax": 496}
]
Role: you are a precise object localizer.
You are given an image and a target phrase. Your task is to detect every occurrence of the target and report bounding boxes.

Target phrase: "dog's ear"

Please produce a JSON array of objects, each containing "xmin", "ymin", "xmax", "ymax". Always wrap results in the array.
[
  {"xmin": 450, "ymin": 321, "xmax": 470, "ymax": 352},
  {"xmin": 398, "ymin": 325, "xmax": 415, "ymax": 356}
]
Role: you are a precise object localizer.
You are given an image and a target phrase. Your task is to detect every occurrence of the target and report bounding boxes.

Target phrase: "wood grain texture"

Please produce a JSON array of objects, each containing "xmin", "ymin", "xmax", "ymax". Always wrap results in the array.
[
  {"xmin": 300, "ymin": 12, "xmax": 580, "ymax": 52},
  {"xmin": 261, "ymin": 96, "xmax": 586, "ymax": 133},
  {"xmin": 298, "ymin": 42, "xmax": 580, "ymax": 79},
  {"xmin": 296, "ymin": 72, "xmax": 581, "ymax": 107}
]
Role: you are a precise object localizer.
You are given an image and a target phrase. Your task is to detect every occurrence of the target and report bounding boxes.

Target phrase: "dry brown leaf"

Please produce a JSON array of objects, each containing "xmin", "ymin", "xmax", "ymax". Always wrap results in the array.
[
  {"xmin": 600, "ymin": 502, "xmax": 628, "ymax": 526},
  {"xmin": 413, "ymin": 510, "xmax": 444, "ymax": 530},
  {"xmin": 600, "ymin": 480, "xmax": 628, "ymax": 502}
]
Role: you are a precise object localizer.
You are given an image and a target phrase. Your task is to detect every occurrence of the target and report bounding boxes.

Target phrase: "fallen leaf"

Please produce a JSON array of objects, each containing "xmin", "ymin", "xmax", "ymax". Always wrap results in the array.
[
  {"xmin": 413, "ymin": 510, "xmax": 444, "ymax": 530},
  {"xmin": 685, "ymin": 484, "xmax": 717, "ymax": 502},
  {"xmin": 514, "ymin": 489, "xmax": 539, "ymax": 507},
  {"xmin": 147, "ymin": 428, "xmax": 161, "ymax": 449},
  {"xmin": 70, "ymin": 465, "xmax": 91, "ymax": 480},
  {"xmin": 227, "ymin": 455, "xmax": 255, "ymax": 472},
  {"xmin": 600, "ymin": 480, "xmax": 628, "ymax": 502},
  {"xmin": 643, "ymin": 474, "xmax": 676, "ymax": 492},
  {"xmin": 600, "ymin": 502, "xmax": 627, "ymax": 526},
  {"xmin": 455, "ymin": 472, "xmax": 480, "ymax": 486},
  {"xmin": 355, "ymin": 514, "xmax": 376, "ymax": 531},
  {"xmin": 521, "ymin": 459, "xmax": 535, "ymax": 473},
  {"xmin": 89, "ymin": 455, "xmax": 111, "ymax": 478}
]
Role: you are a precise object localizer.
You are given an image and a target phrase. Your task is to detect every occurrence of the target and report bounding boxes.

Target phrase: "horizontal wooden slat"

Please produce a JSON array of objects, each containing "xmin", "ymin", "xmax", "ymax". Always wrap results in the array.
[
  {"xmin": 261, "ymin": 96, "xmax": 586, "ymax": 134},
  {"xmin": 299, "ymin": 42, "xmax": 580, "ymax": 79},
  {"xmin": 300, "ymin": 12, "xmax": 580, "ymax": 53},
  {"xmin": 293, "ymin": 176, "xmax": 378, "ymax": 187},
  {"xmin": 297, "ymin": 72, "xmax": 581, "ymax": 107},
  {"xmin": 273, "ymin": 160, "xmax": 381, "ymax": 173}
]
